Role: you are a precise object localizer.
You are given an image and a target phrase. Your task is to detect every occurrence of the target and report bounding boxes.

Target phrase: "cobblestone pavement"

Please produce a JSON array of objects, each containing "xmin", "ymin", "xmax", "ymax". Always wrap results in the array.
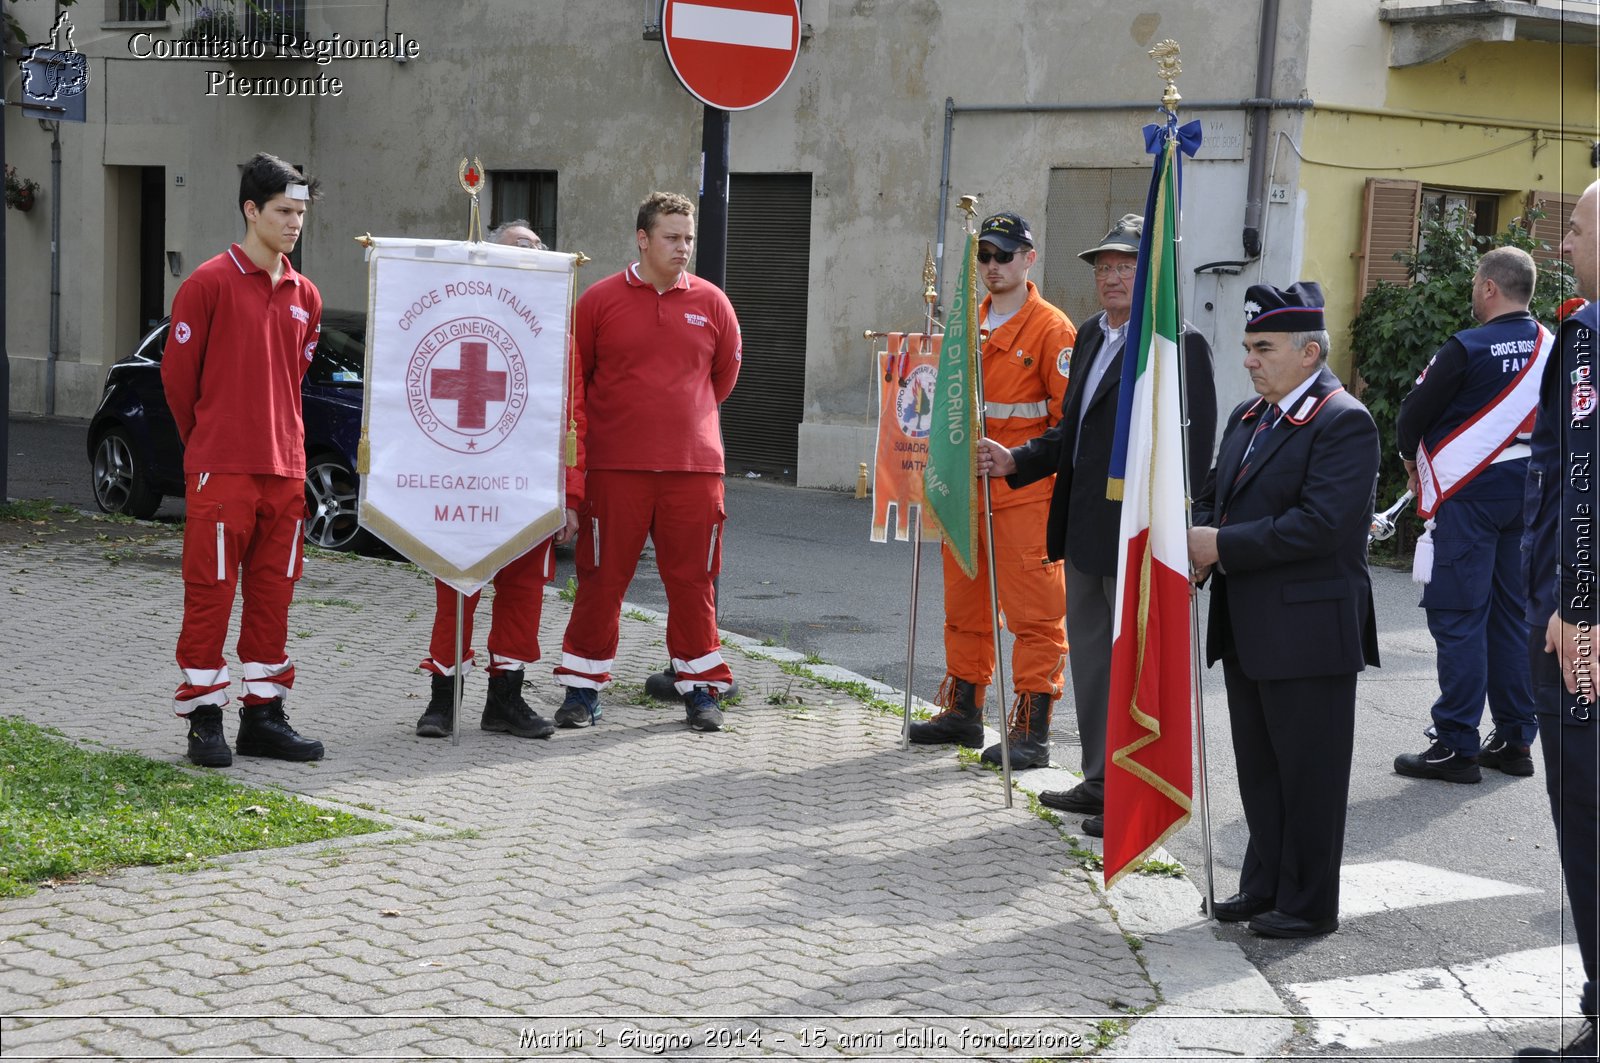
[{"xmin": 0, "ymin": 517, "xmax": 1175, "ymax": 1060}]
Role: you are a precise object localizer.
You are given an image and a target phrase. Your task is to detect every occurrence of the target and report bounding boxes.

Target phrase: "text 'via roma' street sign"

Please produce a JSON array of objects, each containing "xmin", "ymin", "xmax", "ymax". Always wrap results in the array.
[{"xmin": 661, "ymin": 0, "xmax": 801, "ymax": 111}]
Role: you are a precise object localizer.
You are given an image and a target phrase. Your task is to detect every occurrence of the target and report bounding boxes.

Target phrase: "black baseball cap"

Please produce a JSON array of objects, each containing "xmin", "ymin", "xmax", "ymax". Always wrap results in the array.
[{"xmin": 978, "ymin": 212, "xmax": 1034, "ymax": 252}]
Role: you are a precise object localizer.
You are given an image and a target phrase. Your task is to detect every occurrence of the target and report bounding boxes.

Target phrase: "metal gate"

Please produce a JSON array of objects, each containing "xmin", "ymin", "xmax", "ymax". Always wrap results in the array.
[{"xmin": 721, "ymin": 172, "xmax": 812, "ymax": 476}]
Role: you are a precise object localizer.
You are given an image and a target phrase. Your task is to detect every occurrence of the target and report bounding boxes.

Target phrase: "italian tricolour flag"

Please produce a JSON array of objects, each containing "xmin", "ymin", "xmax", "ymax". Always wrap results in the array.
[{"xmin": 1102, "ymin": 116, "xmax": 1198, "ymax": 887}]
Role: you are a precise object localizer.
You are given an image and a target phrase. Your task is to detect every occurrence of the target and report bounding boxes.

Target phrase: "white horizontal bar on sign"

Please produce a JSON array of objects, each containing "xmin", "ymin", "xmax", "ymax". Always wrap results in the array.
[{"xmin": 671, "ymin": 2, "xmax": 793, "ymax": 49}]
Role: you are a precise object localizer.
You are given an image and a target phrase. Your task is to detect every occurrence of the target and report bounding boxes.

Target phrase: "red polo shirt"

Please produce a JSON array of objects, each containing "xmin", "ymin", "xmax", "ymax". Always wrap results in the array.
[
  {"xmin": 161, "ymin": 244, "xmax": 322, "ymax": 478},
  {"xmin": 573, "ymin": 264, "xmax": 741, "ymax": 473}
]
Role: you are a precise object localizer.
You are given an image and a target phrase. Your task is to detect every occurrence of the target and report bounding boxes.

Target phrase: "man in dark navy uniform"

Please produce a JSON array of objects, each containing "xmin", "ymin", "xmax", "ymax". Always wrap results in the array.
[
  {"xmin": 1187, "ymin": 282, "xmax": 1380, "ymax": 939},
  {"xmin": 1393, "ymin": 247, "xmax": 1549, "ymax": 784},
  {"xmin": 1516, "ymin": 179, "xmax": 1600, "ymax": 1061}
]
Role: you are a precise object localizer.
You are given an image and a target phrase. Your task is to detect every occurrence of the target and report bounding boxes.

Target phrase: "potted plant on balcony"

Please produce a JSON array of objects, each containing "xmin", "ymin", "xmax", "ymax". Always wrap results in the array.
[{"xmin": 5, "ymin": 165, "xmax": 39, "ymax": 212}]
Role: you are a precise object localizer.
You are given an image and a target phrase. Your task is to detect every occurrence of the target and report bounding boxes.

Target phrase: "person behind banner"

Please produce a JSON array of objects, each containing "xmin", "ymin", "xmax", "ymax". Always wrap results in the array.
[
  {"xmin": 1392, "ymin": 247, "xmax": 1545, "ymax": 784},
  {"xmin": 1514, "ymin": 179, "xmax": 1599, "ymax": 1061},
  {"xmin": 977, "ymin": 214, "xmax": 1217, "ymax": 835},
  {"xmin": 161, "ymin": 153, "xmax": 326, "ymax": 768},
  {"xmin": 908, "ymin": 211, "xmax": 1074, "ymax": 770},
  {"xmin": 413, "ymin": 220, "xmax": 584, "ymax": 741},
  {"xmin": 551, "ymin": 192, "xmax": 741, "ymax": 733},
  {"xmin": 1186, "ymin": 282, "xmax": 1379, "ymax": 939}
]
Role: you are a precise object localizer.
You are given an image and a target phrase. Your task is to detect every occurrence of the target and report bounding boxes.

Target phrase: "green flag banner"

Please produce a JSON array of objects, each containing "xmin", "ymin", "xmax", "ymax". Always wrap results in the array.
[{"xmin": 923, "ymin": 230, "xmax": 979, "ymax": 577}]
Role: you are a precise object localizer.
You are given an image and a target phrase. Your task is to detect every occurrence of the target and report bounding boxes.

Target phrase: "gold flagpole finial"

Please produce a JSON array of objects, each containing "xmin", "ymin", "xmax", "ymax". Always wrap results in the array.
[
  {"xmin": 458, "ymin": 156, "xmax": 486, "ymax": 243},
  {"xmin": 354, "ymin": 233, "xmax": 373, "ymax": 248},
  {"xmin": 922, "ymin": 244, "xmax": 937, "ymax": 308},
  {"xmin": 957, "ymin": 194, "xmax": 980, "ymax": 235},
  {"xmin": 1149, "ymin": 40, "xmax": 1182, "ymax": 110}
]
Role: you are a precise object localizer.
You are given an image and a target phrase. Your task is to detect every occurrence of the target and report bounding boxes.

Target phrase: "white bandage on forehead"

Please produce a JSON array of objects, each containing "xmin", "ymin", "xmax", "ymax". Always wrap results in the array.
[{"xmin": 286, "ymin": 182, "xmax": 310, "ymax": 200}]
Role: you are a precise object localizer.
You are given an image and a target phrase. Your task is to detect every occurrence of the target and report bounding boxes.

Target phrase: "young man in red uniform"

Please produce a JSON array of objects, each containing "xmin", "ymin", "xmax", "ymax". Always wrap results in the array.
[
  {"xmin": 909, "ymin": 211, "xmax": 1074, "ymax": 768},
  {"xmin": 414, "ymin": 221, "xmax": 583, "ymax": 740},
  {"xmin": 552, "ymin": 191, "xmax": 741, "ymax": 732},
  {"xmin": 162, "ymin": 153, "xmax": 326, "ymax": 767}
]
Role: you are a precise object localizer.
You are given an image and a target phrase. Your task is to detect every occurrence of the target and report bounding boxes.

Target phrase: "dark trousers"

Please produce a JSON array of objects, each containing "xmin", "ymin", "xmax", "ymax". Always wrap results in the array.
[
  {"xmin": 1530, "ymin": 630, "xmax": 1600, "ymax": 1018},
  {"xmin": 1064, "ymin": 560, "xmax": 1117, "ymax": 797},
  {"xmin": 1422, "ymin": 467, "xmax": 1536, "ymax": 753},
  {"xmin": 1223, "ymin": 657, "xmax": 1357, "ymax": 922}
]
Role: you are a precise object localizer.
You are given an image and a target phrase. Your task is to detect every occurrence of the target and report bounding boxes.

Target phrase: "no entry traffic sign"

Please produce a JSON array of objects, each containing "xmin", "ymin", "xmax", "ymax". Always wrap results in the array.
[{"xmin": 661, "ymin": 0, "xmax": 801, "ymax": 111}]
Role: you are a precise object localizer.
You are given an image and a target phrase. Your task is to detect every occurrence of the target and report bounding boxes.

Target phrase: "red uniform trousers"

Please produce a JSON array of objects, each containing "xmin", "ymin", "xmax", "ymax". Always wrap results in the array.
[
  {"xmin": 421, "ymin": 539, "xmax": 555, "ymax": 676},
  {"xmin": 173, "ymin": 473, "xmax": 305, "ymax": 714},
  {"xmin": 555, "ymin": 470, "xmax": 732, "ymax": 694},
  {"xmin": 941, "ymin": 499, "xmax": 1067, "ymax": 699}
]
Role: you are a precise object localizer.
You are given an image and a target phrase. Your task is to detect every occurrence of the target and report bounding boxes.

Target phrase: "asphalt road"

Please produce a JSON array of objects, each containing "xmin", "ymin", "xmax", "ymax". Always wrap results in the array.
[{"xmin": 6, "ymin": 412, "xmax": 1580, "ymax": 1058}]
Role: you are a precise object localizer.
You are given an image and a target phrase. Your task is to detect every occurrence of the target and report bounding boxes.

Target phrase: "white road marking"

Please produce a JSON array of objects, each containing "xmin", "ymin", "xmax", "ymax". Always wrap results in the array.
[
  {"xmin": 1289, "ymin": 944, "xmax": 1583, "ymax": 1049},
  {"xmin": 669, "ymin": 2, "xmax": 794, "ymax": 49},
  {"xmin": 1338, "ymin": 859, "xmax": 1538, "ymax": 919}
]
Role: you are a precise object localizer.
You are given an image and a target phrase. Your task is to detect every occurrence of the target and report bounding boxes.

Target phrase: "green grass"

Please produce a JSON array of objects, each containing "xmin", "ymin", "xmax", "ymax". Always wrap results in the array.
[
  {"xmin": 558, "ymin": 576, "xmax": 578, "ymax": 602},
  {"xmin": 0, "ymin": 716, "xmax": 384, "ymax": 898},
  {"xmin": 0, "ymin": 499, "xmax": 79, "ymax": 521}
]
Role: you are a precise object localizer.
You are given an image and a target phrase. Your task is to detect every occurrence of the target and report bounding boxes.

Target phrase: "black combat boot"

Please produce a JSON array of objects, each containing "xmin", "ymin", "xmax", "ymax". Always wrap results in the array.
[
  {"xmin": 415, "ymin": 673, "xmax": 455, "ymax": 738},
  {"xmin": 981, "ymin": 692, "xmax": 1052, "ymax": 769},
  {"xmin": 184, "ymin": 705, "xmax": 232, "ymax": 767},
  {"xmin": 236, "ymin": 698, "xmax": 325, "ymax": 761},
  {"xmin": 482, "ymin": 669, "xmax": 555, "ymax": 739},
  {"xmin": 908, "ymin": 676, "xmax": 985, "ymax": 748}
]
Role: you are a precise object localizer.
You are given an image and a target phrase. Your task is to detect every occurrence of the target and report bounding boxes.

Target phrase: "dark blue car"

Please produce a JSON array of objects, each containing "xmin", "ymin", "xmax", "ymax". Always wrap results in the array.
[{"xmin": 86, "ymin": 310, "xmax": 369, "ymax": 551}]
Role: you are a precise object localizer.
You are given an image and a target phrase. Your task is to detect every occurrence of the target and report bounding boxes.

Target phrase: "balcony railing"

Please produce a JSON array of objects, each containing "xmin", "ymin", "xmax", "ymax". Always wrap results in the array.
[{"xmin": 180, "ymin": 1, "xmax": 307, "ymax": 48}]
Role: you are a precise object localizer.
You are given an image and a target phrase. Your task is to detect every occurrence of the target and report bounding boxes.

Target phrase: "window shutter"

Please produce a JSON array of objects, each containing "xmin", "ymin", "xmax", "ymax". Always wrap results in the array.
[
  {"xmin": 1356, "ymin": 177, "xmax": 1421, "ymax": 295},
  {"xmin": 1524, "ymin": 189, "xmax": 1578, "ymax": 268}
]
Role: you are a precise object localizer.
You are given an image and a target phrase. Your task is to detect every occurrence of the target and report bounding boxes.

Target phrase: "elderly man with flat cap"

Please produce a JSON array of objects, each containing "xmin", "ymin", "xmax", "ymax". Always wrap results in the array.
[
  {"xmin": 978, "ymin": 214, "xmax": 1216, "ymax": 836},
  {"xmin": 1187, "ymin": 282, "xmax": 1380, "ymax": 939}
]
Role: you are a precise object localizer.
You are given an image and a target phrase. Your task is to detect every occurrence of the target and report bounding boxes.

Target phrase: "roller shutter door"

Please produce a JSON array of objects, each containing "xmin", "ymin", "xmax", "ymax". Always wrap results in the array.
[{"xmin": 722, "ymin": 173, "xmax": 812, "ymax": 475}]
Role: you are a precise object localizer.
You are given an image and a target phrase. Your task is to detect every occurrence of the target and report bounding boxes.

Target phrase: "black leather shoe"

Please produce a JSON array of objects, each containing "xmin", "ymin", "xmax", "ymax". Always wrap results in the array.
[
  {"xmin": 1039, "ymin": 783, "xmax": 1102, "ymax": 815},
  {"xmin": 236, "ymin": 699, "xmax": 324, "ymax": 762},
  {"xmin": 1248, "ymin": 909, "xmax": 1338, "ymax": 938},
  {"xmin": 184, "ymin": 706, "xmax": 232, "ymax": 767},
  {"xmin": 1080, "ymin": 815, "xmax": 1103, "ymax": 838},
  {"xmin": 1394, "ymin": 737, "xmax": 1481, "ymax": 783},
  {"xmin": 1204, "ymin": 891, "xmax": 1275, "ymax": 923},
  {"xmin": 1481, "ymin": 731, "xmax": 1536, "ymax": 777}
]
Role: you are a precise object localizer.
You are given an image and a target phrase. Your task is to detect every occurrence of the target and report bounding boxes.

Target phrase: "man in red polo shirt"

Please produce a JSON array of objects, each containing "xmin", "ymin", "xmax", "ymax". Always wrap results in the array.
[
  {"xmin": 552, "ymin": 191, "xmax": 741, "ymax": 732},
  {"xmin": 162, "ymin": 152, "xmax": 326, "ymax": 767}
]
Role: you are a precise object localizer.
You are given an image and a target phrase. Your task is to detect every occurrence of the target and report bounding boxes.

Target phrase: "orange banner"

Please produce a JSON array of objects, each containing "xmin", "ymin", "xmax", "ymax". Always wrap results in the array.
[{"xmin": 870, "ymin": 332, "xmax": 941, "ymax": 542}]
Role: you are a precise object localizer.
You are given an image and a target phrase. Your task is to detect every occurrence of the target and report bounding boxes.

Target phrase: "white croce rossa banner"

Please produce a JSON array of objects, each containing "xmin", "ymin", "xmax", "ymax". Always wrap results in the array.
[{"xmin": 360, "ymin": 239, "xmax": 576, "ymax": 594}]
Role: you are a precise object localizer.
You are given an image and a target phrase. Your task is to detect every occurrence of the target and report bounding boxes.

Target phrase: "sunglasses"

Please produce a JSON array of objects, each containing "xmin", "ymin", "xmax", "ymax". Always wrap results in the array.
[{"xmin": 977, "ymin": 248, "xmax": 1019, "ymax": 265}]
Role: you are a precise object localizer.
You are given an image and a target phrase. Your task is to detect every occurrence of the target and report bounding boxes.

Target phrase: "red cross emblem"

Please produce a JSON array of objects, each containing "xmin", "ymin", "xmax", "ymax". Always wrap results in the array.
[
  {"xmin": 430, "ymin": 341, "xmax": 506, "ymax": 430},
  {"xmin": 406, "ymin": 316, "xmax": 529, "ymax": 455}
]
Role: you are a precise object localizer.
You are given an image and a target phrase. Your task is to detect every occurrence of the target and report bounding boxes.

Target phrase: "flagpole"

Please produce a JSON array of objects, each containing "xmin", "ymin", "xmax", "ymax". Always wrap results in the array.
[
  {"xmin": 1151, "ymin": 41, "xmax": 1218, "ymax": 914},
  {"xmin": 898, "ymin": 253, "xmax": 944, "ymax": 749},
  {"xmin": 957, "ymin": 194, "xmax": 1014, "ymax": 807},
  {"xmin": 452, "ymin": 590, "xmax": 465, "ymax": 748}
]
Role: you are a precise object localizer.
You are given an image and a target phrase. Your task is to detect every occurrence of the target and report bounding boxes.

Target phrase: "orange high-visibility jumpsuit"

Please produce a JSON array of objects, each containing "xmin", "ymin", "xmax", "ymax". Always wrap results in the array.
[{"xmin": 941, "ymin": 281, "xmax": 1074, "ymax": 699}]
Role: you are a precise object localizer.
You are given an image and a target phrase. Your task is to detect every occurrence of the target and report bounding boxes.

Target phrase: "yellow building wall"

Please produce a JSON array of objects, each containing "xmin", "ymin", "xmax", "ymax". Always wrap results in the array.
[{"xmin": 1298, "ymin": 39, "xmax": 1596, "ymax": 380}]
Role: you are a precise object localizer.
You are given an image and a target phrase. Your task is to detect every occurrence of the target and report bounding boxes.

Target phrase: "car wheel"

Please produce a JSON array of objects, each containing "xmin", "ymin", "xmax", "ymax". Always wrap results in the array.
[
  {"xmin": 90, "ymin": 426, "xmax": 162, "ymax": 519},
  {"xmin": 304, "ymin": 453, "xmax": 364, "ymax": 552}
]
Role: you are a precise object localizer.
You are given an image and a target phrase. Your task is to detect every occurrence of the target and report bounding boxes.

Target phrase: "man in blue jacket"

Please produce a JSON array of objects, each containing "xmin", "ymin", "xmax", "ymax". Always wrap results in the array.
[
  {"xmin": 1516, "ymin": 178, "xmax": 1599, "ymax": 1061},
  {"xmin": 1393, "ymin": 247, "xmax": 1548, "ymax": 784}
]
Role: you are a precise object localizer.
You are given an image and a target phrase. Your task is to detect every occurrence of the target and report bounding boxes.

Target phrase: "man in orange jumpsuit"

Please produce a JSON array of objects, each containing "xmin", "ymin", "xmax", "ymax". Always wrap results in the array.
[{"xmin": 910, "ymin": 211, "xmax": 1075, "ymax": 768}]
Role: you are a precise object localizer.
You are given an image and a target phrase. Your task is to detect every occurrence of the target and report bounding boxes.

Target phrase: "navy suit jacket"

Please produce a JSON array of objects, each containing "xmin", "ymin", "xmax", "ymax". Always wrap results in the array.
[
  {"xmin": 1010, "ymin": 311, "xmax": 1217, "ymax": 576},
  {"xmin": 1192, "ymin": 366, "xmax": 1381, "ymax": 680}
]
